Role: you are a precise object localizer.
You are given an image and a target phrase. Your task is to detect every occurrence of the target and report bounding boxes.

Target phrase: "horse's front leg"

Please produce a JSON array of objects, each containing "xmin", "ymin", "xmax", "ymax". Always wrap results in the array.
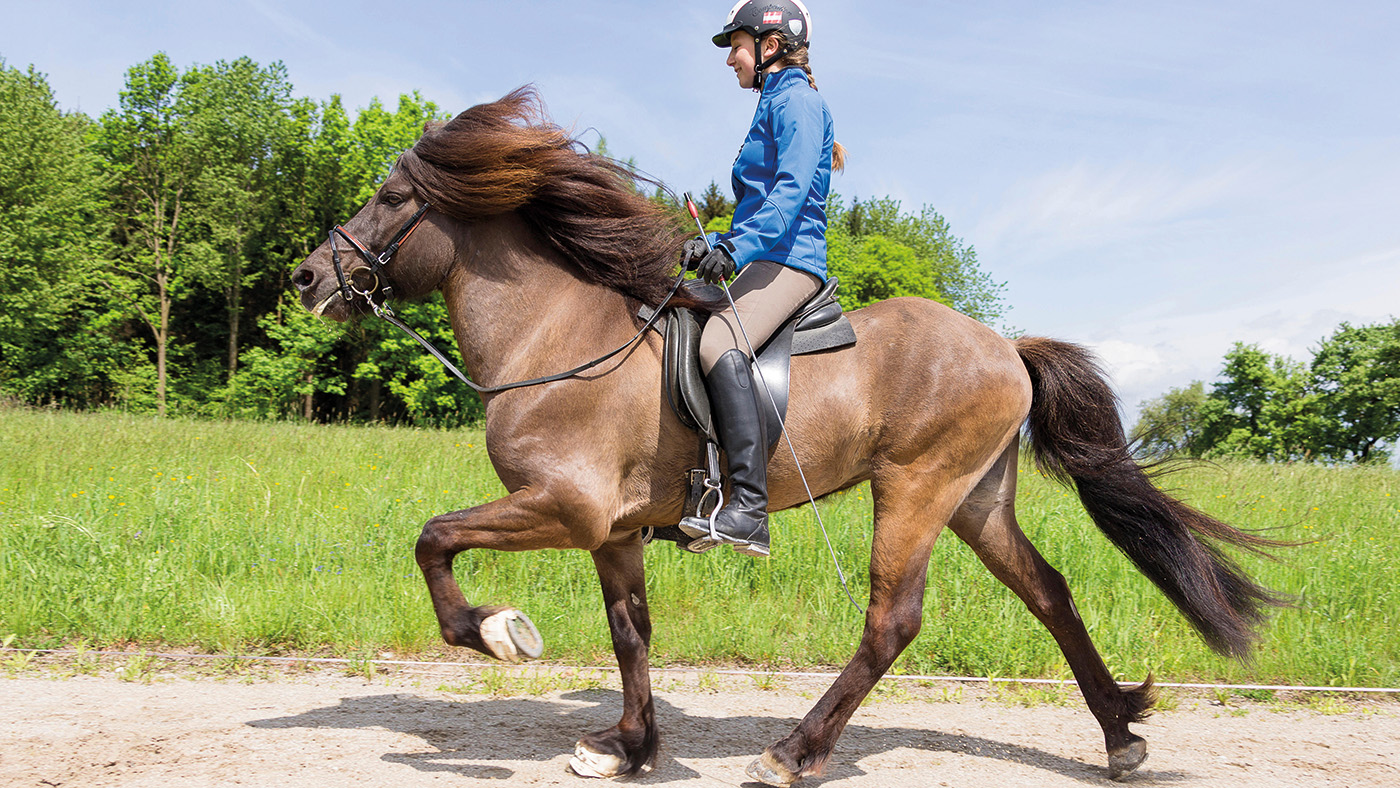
[
  {"xmin": 569, "ymin": 538, "xmax": 657, "ymax": 778},
  {"xmin": 414, "ymin": 486, "xmax": 605, "ymax": 661}
]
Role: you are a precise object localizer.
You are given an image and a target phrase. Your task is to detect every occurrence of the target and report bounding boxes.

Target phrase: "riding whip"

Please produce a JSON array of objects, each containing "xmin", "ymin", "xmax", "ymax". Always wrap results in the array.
[{"xmin": 684, "ymin": 194, "xmax": 864, "ymax": 615}]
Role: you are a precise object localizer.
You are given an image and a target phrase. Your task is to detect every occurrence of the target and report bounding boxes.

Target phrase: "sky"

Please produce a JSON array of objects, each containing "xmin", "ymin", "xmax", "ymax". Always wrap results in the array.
[{"xmin": 3, "ymin": 0, "xmax": 1398, "ymax": 422}]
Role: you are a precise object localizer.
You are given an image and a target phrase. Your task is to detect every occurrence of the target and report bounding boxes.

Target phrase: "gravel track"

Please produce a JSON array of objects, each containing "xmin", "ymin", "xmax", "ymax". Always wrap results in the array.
[{"xmin": 3, "ymin": 668, "xmax": 1397, "ymax": 787}]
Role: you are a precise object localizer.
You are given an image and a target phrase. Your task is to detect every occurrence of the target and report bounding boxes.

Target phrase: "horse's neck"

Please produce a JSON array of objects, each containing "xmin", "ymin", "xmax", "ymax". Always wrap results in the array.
[{"xmin": 440, "ymin": 217, "xmax": 635, "ymax": 389}]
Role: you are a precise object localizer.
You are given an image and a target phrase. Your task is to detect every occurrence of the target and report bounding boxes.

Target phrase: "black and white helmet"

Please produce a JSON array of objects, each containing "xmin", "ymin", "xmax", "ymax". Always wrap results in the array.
[{"xmin": 711, "ymin": 0, "xmax": 812, "ymax": 49}]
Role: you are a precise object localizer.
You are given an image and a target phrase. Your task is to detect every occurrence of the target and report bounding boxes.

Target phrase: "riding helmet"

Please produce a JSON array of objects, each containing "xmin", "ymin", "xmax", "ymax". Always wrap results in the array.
[{"xmin": 712, "ymin": 0, "xmax": 813, "ymax": 49}]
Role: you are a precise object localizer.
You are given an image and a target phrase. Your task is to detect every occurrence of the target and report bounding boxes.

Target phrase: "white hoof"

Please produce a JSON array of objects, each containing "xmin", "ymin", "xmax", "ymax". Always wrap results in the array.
[
  {"xmin": 746, "ymin": 752, "xmax": 798, "ymax": 787},
  {"xmin": 568, "ymin": 743, "xmax": 624, "ymax": 778},
  {"xmin": 480, "ymin": 609, "xmax": 543, "ymax": 663}
]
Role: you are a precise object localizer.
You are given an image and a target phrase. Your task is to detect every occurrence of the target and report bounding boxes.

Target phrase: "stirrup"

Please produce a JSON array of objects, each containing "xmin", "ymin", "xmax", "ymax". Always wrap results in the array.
[{"xmin": 678, "ymin": 516, "xmax": 770, "ymax": 557}]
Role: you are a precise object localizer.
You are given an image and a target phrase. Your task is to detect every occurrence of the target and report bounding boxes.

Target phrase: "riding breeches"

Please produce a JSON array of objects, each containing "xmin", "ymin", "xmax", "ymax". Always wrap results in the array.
[{"xmin": 699, "ymin": 260, "xmax": 823, "ymax": 375}]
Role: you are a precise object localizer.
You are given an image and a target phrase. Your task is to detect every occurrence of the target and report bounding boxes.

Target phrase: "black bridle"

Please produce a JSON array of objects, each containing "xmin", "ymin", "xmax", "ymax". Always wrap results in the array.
[
  {"xmin": 330, "ymin": 200, "xmax": 433, "ymax": 305},
  {"xmin": 324, "ymin": 199, "xmax": 686, "ymax": 396}
]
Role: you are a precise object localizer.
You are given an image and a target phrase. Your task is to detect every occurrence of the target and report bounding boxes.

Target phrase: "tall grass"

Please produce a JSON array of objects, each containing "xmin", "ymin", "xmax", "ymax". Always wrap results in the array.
[{"xmin": 2, "ymin": 407, "xmax": 1396, "ymax": 685}]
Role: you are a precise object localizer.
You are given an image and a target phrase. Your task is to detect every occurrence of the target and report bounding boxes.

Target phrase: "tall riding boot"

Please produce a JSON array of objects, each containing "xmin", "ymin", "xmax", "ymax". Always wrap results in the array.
[{"xmin": 680, "ymin": 348, "xmax": 770, "ymax": 557}]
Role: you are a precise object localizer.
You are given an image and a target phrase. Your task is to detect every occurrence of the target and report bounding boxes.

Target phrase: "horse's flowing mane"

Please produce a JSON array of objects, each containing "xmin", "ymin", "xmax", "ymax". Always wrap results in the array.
[{"xmin": 398, "ymin": 87, "xmax": 695, "ymax": 308}]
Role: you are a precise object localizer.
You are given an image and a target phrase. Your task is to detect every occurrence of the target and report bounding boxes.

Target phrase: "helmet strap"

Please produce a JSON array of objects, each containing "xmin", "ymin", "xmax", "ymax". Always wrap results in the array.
[{"xmin": 754, "ymin": 38, "xmax": 805, "ymax": 92}]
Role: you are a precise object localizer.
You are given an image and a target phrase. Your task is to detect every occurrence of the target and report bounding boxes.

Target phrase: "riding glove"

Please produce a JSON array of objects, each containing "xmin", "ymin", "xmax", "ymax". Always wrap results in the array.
[
  {"xmin": 696, "ymin": 242, "xmax": 737, "ymax": 284},
  {"xmin": 680, "ymin": 237, "xmax": 709, "ymax": 271}
]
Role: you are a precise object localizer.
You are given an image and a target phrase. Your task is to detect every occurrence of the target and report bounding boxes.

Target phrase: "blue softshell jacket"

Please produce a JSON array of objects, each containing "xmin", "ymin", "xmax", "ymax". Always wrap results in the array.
[{"xmin": 710, "ymin": 67, "xmax": 834, "ymax": 281}]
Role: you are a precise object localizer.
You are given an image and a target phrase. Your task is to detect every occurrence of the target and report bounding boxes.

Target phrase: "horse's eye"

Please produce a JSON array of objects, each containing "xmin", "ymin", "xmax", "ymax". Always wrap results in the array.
[{"xmin": 383, "ymin": 193, "xmax": 405, "ymax": 206}]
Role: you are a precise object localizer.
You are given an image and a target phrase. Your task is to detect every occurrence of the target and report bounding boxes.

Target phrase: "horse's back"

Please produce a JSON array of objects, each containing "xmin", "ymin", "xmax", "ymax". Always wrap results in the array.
[{"xmin": 772, "ymin": 297, "xmax": 1031, "ymax": 503}]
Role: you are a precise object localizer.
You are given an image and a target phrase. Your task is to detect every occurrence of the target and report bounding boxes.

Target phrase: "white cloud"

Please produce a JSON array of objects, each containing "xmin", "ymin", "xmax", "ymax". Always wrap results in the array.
[
  {"xmin": 1089, "ymin": 244, "xmax": 1400, "ymax": 421},
  {"xmin": 975, "ymin": 156, "xmax": 1274, "ymax": 265}
]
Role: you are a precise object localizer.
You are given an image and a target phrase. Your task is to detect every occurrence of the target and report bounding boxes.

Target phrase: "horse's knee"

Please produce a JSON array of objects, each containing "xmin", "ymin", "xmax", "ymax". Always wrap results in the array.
[{"xmin": 414, "ymin": 516, "xmax": 453, "ymax": 567}]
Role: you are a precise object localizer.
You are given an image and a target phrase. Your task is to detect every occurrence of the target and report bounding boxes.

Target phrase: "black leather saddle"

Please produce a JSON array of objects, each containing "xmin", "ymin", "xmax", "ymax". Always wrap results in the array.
[
  {"xmin": 639, "ymin": 277, "xmax": 857, "ymax": 548},
  {"xmin": 646, "ymin": 276, "xmax": 856, "ymax": 445}
]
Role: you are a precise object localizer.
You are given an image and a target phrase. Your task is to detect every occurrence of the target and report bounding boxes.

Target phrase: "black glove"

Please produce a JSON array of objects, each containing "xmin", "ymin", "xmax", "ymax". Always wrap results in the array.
[
  {"xmin": 680, "ymin": 236, "xmax": 709, "ymax": 271},
  {"xmin": 696, "ymin": 242, "xmax": 736, "ymax": 284}
]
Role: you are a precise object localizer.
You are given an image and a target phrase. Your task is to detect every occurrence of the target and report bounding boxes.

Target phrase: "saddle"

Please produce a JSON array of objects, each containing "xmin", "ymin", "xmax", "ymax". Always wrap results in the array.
[{"xmin": 640, "ymin": 277, "xmax": 857, "ymax": 547}]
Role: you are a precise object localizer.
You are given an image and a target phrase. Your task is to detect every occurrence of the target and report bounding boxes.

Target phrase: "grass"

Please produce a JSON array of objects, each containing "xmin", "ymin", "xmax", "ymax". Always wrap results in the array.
[{"xmin": 2, "ymin": 406, "xmax": 1398, "ymax": 687}]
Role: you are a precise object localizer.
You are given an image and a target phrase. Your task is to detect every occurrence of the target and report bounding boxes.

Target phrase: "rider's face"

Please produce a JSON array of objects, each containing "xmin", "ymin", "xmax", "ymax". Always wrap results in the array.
[{"xmin": 726, "ymin": 31, "xmax": 760, "ymax": 90}]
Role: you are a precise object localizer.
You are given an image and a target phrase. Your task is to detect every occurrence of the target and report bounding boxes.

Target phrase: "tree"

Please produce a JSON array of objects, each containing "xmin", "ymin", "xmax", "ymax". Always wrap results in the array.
[
  {"xmin": 829, "ymin": 235, "xmax": 942, "ymax": 310},
  {"xmin": 1134, "ymin": 322, "xmax": 1400, "ymax": 464},
  {"xmin": 95, "ymin": 53, "xmax": 199, "ymax": 416},
  {"xmin": 696, "ymin": 180, "xmax": 733, "ymax": 225},
  {"xmin": 1202, "ymin": 343, "xmax": 1320, "ymax": 461},
  {"xmin": 1310, "ymin": 320, "xmax": 1400, "ymax": 463},
  {"xmin": 1131, "ymin": 381, "xmax": 1209, "ymax": 456},
  {"xmin": 0, "ymin": 61, "xmax": 121, "ymax": 406},
  {"xmin": 828, "ymin": 195, "xmax": 1004, "ymax": 322},
  {"xmin": 181, "ymin": 57, "xmax": 293, "ymax": 381}
]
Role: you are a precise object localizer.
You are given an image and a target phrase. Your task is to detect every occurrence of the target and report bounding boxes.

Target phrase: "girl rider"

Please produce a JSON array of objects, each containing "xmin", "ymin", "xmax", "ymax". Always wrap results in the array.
[{"xmin": 681, "ymin": 0, "xmax": 846, "ymax": 557}]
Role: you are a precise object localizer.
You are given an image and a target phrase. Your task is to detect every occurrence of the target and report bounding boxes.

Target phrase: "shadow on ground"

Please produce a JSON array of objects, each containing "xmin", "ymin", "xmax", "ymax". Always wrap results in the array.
[{"xmin": 249, "ymin": 689, "xmax": 1188, "ymax": 785}]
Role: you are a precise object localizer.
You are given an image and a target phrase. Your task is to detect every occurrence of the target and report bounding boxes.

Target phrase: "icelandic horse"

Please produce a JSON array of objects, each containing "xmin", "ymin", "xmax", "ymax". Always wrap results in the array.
[{"xmin": 290, "ymin": 88, "xmax": 1283, "ymax": 784}]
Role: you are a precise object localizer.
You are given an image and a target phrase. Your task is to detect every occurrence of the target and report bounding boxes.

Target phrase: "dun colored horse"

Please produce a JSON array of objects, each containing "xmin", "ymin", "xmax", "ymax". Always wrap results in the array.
[{"xmin": 291, "ymin": 88, "xmax": 1284, "ymax": 785}]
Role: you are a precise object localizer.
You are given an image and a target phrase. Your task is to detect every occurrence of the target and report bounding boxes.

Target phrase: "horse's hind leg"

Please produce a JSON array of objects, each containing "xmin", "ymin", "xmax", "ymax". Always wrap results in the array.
[
  {"xmin": 748, "ymin": 468, "xmax": 963, "ymax": 786},
  {"xmin": 568, "ymin": 538, "xmax": 658, "ymax": 778},
  {"xmin": 949, "ymin": 441, "xmax": 1155, "ymax": 780}
]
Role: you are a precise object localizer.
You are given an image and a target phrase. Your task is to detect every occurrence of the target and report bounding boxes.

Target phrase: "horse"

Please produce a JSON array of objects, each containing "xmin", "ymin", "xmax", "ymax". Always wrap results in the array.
[{"xmin": 290, "ymin": 87, "xmax": 1285, "ymax": 785}]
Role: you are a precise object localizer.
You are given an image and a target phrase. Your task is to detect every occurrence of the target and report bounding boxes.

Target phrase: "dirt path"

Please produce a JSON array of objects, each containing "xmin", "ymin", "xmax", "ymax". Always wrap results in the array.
[{"xmin": 3, "ymin": 667, "xmax": 1397, "ymax": 787}]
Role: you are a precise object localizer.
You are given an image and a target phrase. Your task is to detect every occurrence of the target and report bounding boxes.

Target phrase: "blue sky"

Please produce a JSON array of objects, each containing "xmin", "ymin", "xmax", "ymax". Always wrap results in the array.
[{"xmin": 3, "ymin": 0, "xmax": 1398, "ymax": 420}]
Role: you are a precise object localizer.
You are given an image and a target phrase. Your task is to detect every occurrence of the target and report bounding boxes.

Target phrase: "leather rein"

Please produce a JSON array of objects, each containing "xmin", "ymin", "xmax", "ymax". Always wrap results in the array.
[{"xmin": 328, "ymin": 202, "xmax": 686, "ymax": 396}]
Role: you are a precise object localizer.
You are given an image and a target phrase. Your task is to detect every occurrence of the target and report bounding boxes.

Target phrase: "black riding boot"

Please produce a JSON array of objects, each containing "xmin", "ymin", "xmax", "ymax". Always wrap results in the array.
[{"xmin": 681, "ymin": 348, "xmax": 770, "ymax": 557}]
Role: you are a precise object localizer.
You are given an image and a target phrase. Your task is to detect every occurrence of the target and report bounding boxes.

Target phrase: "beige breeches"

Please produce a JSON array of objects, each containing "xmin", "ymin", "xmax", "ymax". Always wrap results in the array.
[{"xmin": 699, "ymin": 260, "xmax": 823, "ymax": 375}]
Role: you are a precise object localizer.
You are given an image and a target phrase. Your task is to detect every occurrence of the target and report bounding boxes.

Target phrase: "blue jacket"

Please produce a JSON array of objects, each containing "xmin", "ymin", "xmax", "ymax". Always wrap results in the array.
[{"xmin": 710, "ymin": 67, "xmax": 834, "ymax": 281}]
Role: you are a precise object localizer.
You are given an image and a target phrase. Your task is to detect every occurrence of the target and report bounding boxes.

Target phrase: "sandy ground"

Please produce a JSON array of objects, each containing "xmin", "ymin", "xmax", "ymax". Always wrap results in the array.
[{"xmin": 3, "ymin": 664, "xmax": 1397, "ymax": 788}]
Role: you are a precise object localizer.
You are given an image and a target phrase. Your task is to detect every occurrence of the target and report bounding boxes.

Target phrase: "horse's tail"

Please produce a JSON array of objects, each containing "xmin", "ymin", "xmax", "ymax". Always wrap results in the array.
[{"xmin": 1013, "ymin": 336, "xmax": 1289, "ymax": 658}]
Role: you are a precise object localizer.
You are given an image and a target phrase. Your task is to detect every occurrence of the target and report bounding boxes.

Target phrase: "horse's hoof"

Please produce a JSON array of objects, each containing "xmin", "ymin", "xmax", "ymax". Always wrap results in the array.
[
  {"xmin": 746, "ymin": 752, "xmax": 798, "ymax": 787},
  {"xmin": 1107, "ymin": 736, "xmax": 1148, "ymax": 780},
  {"xmin": 568, "ymin": 742, "xmax": 625, "ymax": 778},
  {"xmin": 480, "ymin": 608, "xmax": 543, "ymax": 663}
]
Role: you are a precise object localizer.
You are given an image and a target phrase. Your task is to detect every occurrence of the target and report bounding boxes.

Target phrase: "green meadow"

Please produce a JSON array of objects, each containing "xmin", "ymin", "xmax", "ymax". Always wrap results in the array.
[{"xmin": 2, "ymin": 406, "xmax": 1396, "ymax": 686}]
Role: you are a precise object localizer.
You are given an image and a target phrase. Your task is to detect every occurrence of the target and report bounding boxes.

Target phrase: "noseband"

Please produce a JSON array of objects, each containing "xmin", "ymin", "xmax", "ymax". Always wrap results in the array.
[{"xmin": 329, "ymin": 200, "xmax": 432, "ymax": 305}]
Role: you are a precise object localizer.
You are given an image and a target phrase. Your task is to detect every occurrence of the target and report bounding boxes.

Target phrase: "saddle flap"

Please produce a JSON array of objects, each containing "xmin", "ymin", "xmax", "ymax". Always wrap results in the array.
[{"xmin": 663, "ymin": 307, "xmax": 711, "ymax": 436}]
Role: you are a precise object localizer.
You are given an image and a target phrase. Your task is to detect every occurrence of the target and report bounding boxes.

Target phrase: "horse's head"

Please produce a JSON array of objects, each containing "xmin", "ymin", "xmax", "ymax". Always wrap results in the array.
[{"xmin": 291, "ymin": 166, "xmax": 457, "ymax": 322}]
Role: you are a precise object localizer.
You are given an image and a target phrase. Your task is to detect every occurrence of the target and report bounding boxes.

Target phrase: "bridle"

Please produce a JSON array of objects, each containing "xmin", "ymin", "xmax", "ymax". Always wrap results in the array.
[
  {"xmin": 329, "ymin": 200, "xmax": 432, "ymax": 306},
  {"xmin": 323, "ymin": 199, "xmax": 686, "ymax": 396}
]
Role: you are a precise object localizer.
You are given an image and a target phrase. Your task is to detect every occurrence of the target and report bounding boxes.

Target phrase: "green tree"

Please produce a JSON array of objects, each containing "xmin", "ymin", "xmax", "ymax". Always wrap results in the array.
[
  {"xmin": 1310, "ymin": 320, "xmax": 1400, "ymax": 463},
  {"xmin": 828, "ymin": 195, "xmax": 1003, "ymax": 322},
  {"xmin": 829, "ymin": 235, "xmax": 941, "ymax": 310},
  {"xmin": 95, "ymin": 53, "xmax": 200, "ymax": 416},
  {"xmin": 1133, "ymin": 326, "xmax": 1400, "ymax": 464},
  {"xmin": 219, "ymin": 296, "xmax": 347, "ymax": 420},
  {"xmin": 696, "ymin": 180, "xmax": 733, "ymax": 225},
  {"xmin": 1131, "ymin": 380, "xmax": 1209, "ymax": 456},
  {"xmin": 1201, "ymin": 343, "xmax": 1320, "ymax": 461},
  {"xmin": 0, "ymin": 61, "xmax": 122, "ymax": 406},
  {"xmin": 181, "ymin": 57, "xmax": 293, "ymax": 381}
]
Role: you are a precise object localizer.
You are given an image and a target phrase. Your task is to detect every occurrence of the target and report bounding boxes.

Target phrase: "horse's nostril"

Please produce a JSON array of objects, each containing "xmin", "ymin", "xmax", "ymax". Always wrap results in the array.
[{"xmin": 292, "ymin": 267, "xmax": 315, "ymax": 291}]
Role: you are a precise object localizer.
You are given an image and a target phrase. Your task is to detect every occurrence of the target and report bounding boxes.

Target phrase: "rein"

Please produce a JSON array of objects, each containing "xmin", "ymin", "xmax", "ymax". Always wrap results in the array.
[{"xmin": 329, "ymin": 201, "xmax": 687, "ymax": 395}]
